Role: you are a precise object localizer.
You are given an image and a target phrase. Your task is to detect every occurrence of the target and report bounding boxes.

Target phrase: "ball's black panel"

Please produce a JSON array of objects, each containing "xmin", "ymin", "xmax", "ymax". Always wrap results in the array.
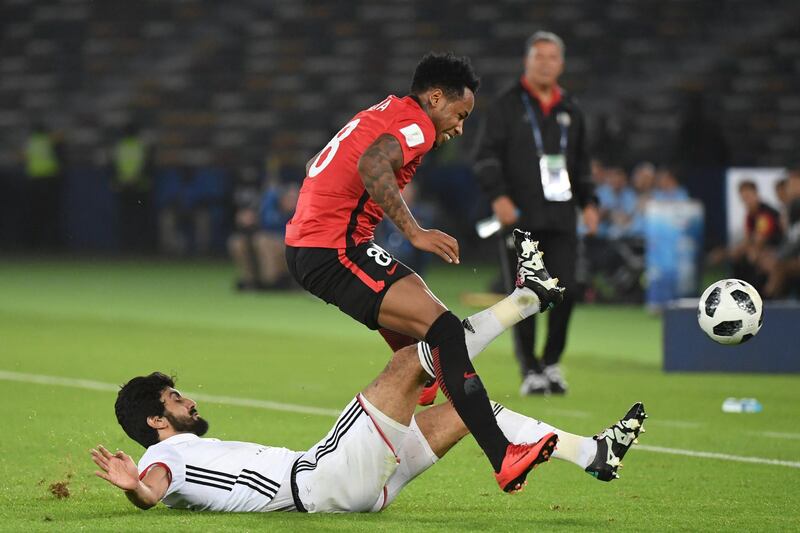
[
  {"xmin": 730, "ymin": 289, "xmax": 757, "ymax": 314},
  {"xmin": 740, "ymin": 333, "xmax": 754, "ymax": 343},
  {"xmin": 705, "ymin": 287, "xmax": 722, "ymax": 317},
  {"xmin": 713, "ymin": 320, "xmax": 742, "ymax": 336}
]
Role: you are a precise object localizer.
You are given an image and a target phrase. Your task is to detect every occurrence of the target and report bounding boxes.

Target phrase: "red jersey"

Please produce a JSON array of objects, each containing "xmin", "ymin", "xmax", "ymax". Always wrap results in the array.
[
  {"xmin": 285, "ymin": 95, "xmax": 436, "ymax": 248},
  {"xmin": 745, "ymin": 202, "xmax": 783, "ymax": 246}
]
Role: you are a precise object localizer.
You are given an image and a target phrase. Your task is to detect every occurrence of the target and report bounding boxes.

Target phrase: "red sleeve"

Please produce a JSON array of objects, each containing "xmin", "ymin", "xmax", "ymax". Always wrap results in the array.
[
  {"xmin": 139, "ymin": 462, "xmax": 172, "ymax": 484},
  {"xmin": 385, "ymin": 111, "xmax": 435, "ymax": 166}
]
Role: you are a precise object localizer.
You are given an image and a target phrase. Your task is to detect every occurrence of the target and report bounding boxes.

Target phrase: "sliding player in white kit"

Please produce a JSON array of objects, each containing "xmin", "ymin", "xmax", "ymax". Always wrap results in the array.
[{"xmin": 91, "ymin": 231, "xmax": 647, "ymax": 513}]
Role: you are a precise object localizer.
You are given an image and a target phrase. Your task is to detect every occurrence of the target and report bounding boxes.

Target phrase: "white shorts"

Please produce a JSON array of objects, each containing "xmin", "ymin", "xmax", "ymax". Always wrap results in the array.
[{"xmin": 291, "ymin": 395, "xmax": 399, "ymax": 513}]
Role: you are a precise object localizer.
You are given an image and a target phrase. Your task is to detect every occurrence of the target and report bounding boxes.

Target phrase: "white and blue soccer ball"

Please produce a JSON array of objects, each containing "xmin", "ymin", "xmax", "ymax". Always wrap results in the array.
[{"xmin": 697, "ymin": 279, "xmax": 763, "ymax": 345}]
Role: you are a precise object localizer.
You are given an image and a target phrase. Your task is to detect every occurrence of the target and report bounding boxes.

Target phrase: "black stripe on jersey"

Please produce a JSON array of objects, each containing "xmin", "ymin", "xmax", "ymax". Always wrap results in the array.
[
  {"xmin": 295, "ymin": 400, "xmax": 362, "ymax": 471},
  {"xmin": 185, "ymin": 464, "xmax": 280, "ymax": 500},
  {"xmin": 237, "ymin": 473, "xmax": 278, "ymax": 497},
  {"xmin": 492, "ymin": 403, "xmax": 504, "ymax": 417},
  {"xmin": 305, "ymin": 405, "xmax": 363, "ymax": 467},
  {"xmin": 185, "ymin": 471, "xmax": 235, "ymax": 486},
  {"xmin": 345, "ymin": 190, "xmax": 371, "ymax": 247},
  {"xmin": 298, "ymin": 400, "xmax": 362, "ymax": 467},
  {"xmin": 295, "ymin": 401, "xmax": 364, "ymax": 474},
  {"xmin": 295, "ymin": 422, "xmax": 360, "ymax": 472},
  {"xmin": 185, "ymin": 478, "xmax": 233, "ymax": 492},
  {"xmin": 236, "ymin": 479, "xmax": 275, "ymax": 499},
  {"xmin": 186, "ymin": 464, "xmax": 237, "ymax": 480},
  {"xmin": 240, "ymin": 469, "xmax": 280, "ymax": 490}
]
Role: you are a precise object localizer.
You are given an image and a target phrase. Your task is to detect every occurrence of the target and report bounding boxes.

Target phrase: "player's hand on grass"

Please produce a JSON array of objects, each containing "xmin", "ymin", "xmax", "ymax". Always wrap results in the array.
[
  {"xmin": 409, "ymin": 228, "xmax": 460, "ymax": 264},
  {"xmin": 91, "ymin": 445, "xmax": 140, "ymax": 491}
]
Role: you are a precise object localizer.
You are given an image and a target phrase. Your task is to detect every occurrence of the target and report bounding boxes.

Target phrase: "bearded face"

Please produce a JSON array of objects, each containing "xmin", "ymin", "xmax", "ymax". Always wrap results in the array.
[{"xmin": 165, "ymin": 407, "xmax": 209, "ymax": 436}]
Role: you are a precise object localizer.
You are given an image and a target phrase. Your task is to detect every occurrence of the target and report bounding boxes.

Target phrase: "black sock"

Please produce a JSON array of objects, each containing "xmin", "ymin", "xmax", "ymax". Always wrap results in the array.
[{"xmin": 426, "ymin": 311, "xmax": 509, "ymax": 472}]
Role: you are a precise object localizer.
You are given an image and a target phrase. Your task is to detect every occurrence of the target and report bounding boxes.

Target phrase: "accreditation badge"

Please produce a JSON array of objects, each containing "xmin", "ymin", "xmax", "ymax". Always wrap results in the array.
[{"xmin": 539, "ymin": 154, "xmax": 572, "ymax": 201}]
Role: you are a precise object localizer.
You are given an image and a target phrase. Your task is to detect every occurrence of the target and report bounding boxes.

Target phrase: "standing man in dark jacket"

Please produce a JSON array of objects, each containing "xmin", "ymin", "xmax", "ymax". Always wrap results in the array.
[{"xmin": 473, "ymin": 31, "xmax": 599, "ymax": 395}]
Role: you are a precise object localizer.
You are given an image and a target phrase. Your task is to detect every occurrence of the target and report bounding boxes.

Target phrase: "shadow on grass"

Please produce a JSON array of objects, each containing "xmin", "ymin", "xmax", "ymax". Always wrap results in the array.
[{"xmin": 63, "ymin": 506, "xmax": 599, "ymax": 531}]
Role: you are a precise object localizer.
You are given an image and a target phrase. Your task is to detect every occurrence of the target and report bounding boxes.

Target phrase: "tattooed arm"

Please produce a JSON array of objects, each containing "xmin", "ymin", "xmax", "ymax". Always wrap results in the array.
[
  {"xmin": 358, "ymin": 134, "xmax": 418, "ymax": 237},
  {"xmin": 358, "ymin": 134, "xmax": 459, "ymax": 263}
]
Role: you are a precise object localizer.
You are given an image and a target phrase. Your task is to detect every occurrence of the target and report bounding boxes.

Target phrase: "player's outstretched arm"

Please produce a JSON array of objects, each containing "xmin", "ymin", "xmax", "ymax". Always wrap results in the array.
[
  {"xmin": 90, "ymin": 445, "xmax": 168, "ymax": 510},
  {"xmin": 359, "ymin": 134, "xmax": 459, "ymax": 264}
]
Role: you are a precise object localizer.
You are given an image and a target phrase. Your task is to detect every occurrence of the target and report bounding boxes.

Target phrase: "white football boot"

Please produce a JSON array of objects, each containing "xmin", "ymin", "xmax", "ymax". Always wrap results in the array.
[{"xmin": 512, "ymin": 229, "xmax": 565, "ymax": 312}]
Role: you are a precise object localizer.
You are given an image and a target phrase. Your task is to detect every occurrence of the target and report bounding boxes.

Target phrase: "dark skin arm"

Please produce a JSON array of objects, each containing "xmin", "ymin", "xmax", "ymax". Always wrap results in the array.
[{"xmin": 357, "ymin": 134, "xmax": 459, "ymax": 263}]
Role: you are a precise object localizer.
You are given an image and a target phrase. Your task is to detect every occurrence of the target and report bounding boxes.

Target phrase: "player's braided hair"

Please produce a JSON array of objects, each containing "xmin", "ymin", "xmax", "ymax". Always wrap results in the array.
[
  {"xmin": 411, "ymin": 52, "xmax": 480, "ymax": 99},
  {"xmin": 115, "ymin": 372, "xmax": 175, "ymax": 448}
]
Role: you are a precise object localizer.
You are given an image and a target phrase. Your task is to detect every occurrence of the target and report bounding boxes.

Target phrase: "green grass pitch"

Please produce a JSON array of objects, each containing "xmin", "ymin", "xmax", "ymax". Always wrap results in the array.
[{"xmin": 1, "ymin": 258, "xmax": 798, "ymax": 531}]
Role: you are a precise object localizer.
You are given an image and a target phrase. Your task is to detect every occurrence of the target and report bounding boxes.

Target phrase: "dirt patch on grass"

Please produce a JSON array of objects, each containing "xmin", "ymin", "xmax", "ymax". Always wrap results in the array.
[{"xmin": 48, "ymin": 481, "xmax": 70, "ymax": 499}]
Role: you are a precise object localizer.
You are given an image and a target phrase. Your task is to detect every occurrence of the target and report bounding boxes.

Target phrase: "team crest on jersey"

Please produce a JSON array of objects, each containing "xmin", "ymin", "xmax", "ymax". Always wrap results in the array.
[{"xmin": 399, "ymin": 124, "xmax": 425, "ymax": 148}]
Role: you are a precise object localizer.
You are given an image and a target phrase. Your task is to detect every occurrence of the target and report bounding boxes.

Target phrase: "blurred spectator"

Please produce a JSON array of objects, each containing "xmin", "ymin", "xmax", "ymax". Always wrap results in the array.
[
  {"xmin": 763, "ymin": 169, "xmax": 800, "ymax": 298},
  {"xmin": 228, "ymin": 167, "xmax": 298, "ymax": 291},
  {"xmin": 24, "ymin": 123, "xmax": 64, "ymax": 249},
  {"xmin": 590, "ymin": 158, "xmax": 607, "ymax": 188},
  {"xmin": 629, "ymin": 161, "xmax": 657, "ymax": 237},
  {"xmin": 583, "ymin": 164, "xmax": 646, "ymax": 304},
  {"xmin": 157, "ymin": 168, "xmax": 211, "ymax": 256},
  {"xmin": 375, "ymin": 182, "xmax": 434, "ymax": 275},
  {"xmin": 596, "ymin": 166, "xmax": 637, "ymax": 239},
  {"xmin": 775, "ymin": 177, "xmax": 789, "ymax": 233},
  {"xmin": 631, "ymin": 162, "xmax": 657, "ymax": 199},
  {"xmin": 716, "ymin": 180, "xmax": 783, "ymax": 292},
  {"xmin": 227, "ymin": 167, "xmax": 263, "ymax": 287},
  {"xmin": 112, "ymin": 122, "xmax": 155, "ymax": 252},
  {"xmin": 652, "ymin": 166, "xmax": 689, "ymax": 201},
  {"xmin": 259, "ymin": 181, "xmax": 299, "ymax": 287}
]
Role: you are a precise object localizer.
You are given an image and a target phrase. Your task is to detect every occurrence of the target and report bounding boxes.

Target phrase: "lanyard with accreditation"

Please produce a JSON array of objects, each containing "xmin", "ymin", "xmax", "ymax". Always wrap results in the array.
[{"xmin": 520, "ymin": 92, "xmax": 573, "ymax": 201}]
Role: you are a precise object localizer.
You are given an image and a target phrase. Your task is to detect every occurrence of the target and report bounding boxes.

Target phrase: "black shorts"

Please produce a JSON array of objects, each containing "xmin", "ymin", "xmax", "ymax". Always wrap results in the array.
[{"xmin": 285, "ymin": 242, "xmax": 415, "ymax": 330}]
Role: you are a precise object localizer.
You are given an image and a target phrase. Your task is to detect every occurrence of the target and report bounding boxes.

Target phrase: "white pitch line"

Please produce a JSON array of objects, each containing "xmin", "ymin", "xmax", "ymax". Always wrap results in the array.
[
  {"xmin": 0, "ymin": 370, "xmax": 340, "ymax": 417},
  {"xmin": 0, "ymin": 370, "xmax": 120, "ymax": 393},
  {"xmin": 2, "ymin": 370, "xmax": 799, "ymax": 469},
  {"xmin": 188, "ymin": 392, "xmax": 340, "ymax": 417},
  {"xmin": 753, "ymin": 431, "xmax": 800, "ymax": 441},
  {"xmin": 637, "ymin": 445, "xmax": 800, "ymax": 469}
]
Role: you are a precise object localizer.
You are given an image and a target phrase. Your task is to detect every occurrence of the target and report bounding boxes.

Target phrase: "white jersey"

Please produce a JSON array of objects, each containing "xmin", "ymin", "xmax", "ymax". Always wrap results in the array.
[
  {"xmin": 137, "ymin": 395, "xmax": 406, "ymax": 514},
  {"xmin": 137, "ymin": 433, "xmax": 302, "ymax": 512}
]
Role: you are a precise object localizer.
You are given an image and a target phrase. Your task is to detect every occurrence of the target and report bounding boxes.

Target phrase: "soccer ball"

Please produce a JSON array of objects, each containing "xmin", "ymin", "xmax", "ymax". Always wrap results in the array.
[{"xmin": 697, "ymin": 279, "xmax": 763, "ymax": 344}]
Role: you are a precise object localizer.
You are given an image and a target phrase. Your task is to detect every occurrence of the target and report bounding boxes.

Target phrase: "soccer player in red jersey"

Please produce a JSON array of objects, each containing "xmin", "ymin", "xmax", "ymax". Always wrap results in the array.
[{"xmin": 285, "ymin": 52, "xmax": 561, "ymax": 492}]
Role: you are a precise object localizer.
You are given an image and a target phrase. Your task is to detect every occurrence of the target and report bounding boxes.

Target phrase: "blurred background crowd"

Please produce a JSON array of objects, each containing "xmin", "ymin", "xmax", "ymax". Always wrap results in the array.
[{"xmin": 1, "ymin": 0, "xmax": 799, "ymax": 301}]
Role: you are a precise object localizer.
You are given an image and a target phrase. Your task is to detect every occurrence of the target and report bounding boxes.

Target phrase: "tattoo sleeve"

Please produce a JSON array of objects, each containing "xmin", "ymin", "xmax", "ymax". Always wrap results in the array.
[{"xmin": 358, "ymin": 134, "xmax": 419, "ymax": 237}]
